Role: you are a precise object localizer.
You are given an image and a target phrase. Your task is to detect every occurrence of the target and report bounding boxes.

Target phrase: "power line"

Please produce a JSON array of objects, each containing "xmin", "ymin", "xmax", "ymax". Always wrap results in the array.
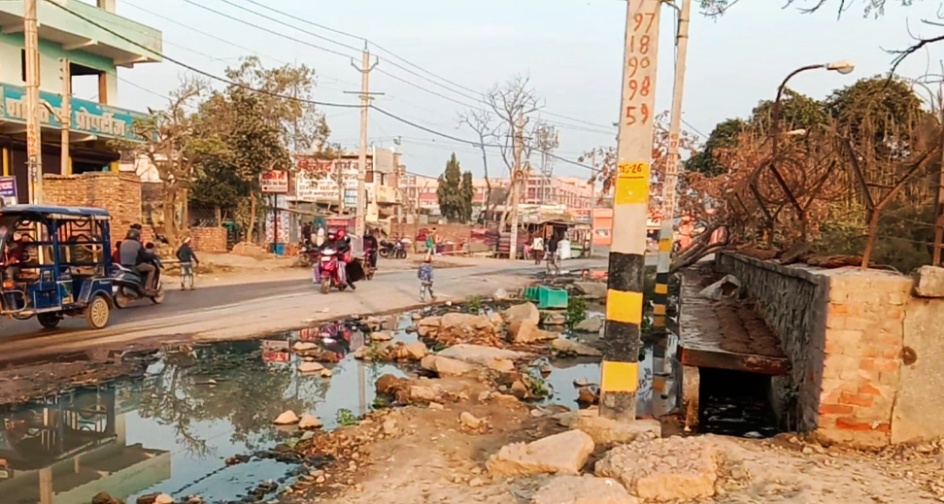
[
  {"xmin": 224, "ymin": 0, "xmax": 618, "ymax": 133},
  {"xmin": 45, "ymin": 0, "xmax": 361, "ymax": 109},
  {"xmin": 214, "ymin": 0, "xmax": 363, "ymax": 53}
]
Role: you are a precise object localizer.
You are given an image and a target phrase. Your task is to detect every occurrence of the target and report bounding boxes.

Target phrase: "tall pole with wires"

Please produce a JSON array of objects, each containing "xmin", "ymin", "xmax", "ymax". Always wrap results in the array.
[
  {"xmin": 508, "ymin": 113, "xmax": 525, "ymax": 261},
  {"xmin": 599, "ymin": 0, "xmax": 662, "ymax": 421},
  {"xmin": 653, "ymin": 0, "xmax": 691, "ymax": 332},
  {"xmin": 25, "ymin": 0, "xmax": 43, "ymax": 204},
  {"xmin": 347, "ymin": 43, "xmax": 380, "ymax": 237}
]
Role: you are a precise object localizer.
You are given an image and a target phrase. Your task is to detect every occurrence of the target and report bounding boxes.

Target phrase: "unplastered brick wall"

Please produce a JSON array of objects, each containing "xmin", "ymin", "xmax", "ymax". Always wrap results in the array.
[
  {"xmin": 44, "ymin": 172, "xmax": 142, "ymax": 246},
  {"xmin": 716, "ymin": 252, "xmax": 944, "ymax": 448},
  {"xmin": 189, "ymin": 227, "xmax": 228, "ymax": 253}
]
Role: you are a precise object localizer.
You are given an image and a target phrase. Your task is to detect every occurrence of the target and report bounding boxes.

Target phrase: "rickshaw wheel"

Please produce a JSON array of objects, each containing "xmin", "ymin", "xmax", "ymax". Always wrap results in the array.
[
  {"xmin": 37, "ymin": 313, "xmax": 61, "ymax": 329},
  {"xmin": 85, "ymin": 295, "xmax": 110, "ymax": 329}
]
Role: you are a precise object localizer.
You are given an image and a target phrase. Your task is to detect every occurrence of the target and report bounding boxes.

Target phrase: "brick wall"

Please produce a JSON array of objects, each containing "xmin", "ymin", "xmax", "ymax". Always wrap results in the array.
[
  {"xmin": 44, "ymin": 172, "xmax": 142, "ymax": 246},
  {"xmin": 394, "ymin": 222, "xmax": 473, "ymax": 252},
  {"xmin": 189, "ymin": 227, "xmax": 228, "ymax": 253},
  {"xmin": 716, "ymin": 252, "xmax": 944, "ymax": 448}
]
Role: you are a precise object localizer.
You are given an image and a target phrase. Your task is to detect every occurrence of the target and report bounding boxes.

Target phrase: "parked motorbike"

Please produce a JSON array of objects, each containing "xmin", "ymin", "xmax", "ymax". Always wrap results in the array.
[
  {"xmin": 297, "ymin": 240, "xmax": 313, "ymax": 268},
  {"xmin": 379, "ymin": 239, "xmax": 407, "ymax": 259},
  {"xmin": 112, "ymin": 261, "xmax": 165, "ymax": 307},
  {"xmin": 316, "ymin": 247, "xmax": 348, "ymax": 294},
  {"xmin": 393, "ymin": 239, "xmax": 407, "ymax": 259}
]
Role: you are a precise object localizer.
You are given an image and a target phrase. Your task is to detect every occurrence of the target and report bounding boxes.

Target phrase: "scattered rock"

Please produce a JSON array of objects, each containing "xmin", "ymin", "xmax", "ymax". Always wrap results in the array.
[
  {"xmin": 437, "ymin": 344, "xmax": 528, "ymax": 372},
  {"xmin": 274, "ymin": 410, "xmax": 300, "ymax": 425},
  {"xmin": 429, "ymin": 402, "xmax": 445, "ymax": 410},
  {"xmin": 421, "ymin": 355, "xmax": 479, "ymax": 376},
  {"xmin": 460, "ymin": 411, "xmax": 484, "ymax": 430},
  {"xmin": 558, "ymin": 408, "xmax": 661, "ymax": 445},
  {"xmin": 487, "ymin": 429, "xmax": 595, "ymax": 476},
  {"xmin": 493, "ymin": 288, "xmax": 511, "ymax": 300},
  {"xmin": 577, "ymin": 386, "xmax": 599, "ymax": 406},
  {"xmin": 574, "ymin": 281, "xmax": 607, "ymax": 299},
  {"xmin": 382, "ymin": 418, "xmax": 398, "ymax": 435},
  {"xmin": 914, "ymin": 265, "xmax": 944, "ymax": 297},
  {"xmin": 403, "ymin": 341, "xmax": 429, "ymax": 360},
  {"xmin": 551, "ymin": 338, "xmax": 602, "ymax": 357},
  {"xmin": 573, "ymin": 379, "xmax": 590, "ymax": 387},
  {"xmin": 298, "ymin": 362, "xmax": 325, "ymax": 374},
  {"xmin": 137, "ymin": 494, "xmax": 158, "ymax": 504},
  {"xmin": 441, "ymin": 312, "xmax": 493, "ymax": 332},
  {"xmin": 595, "ymin": 436, "xmax": 720, "ymax": 501},
  {"xmin": 299, "ymin": 414, "xmax": 323, "ymax": 430},
  {"xmin": 542, "ymin": 312, "xmax": 567, "ymax": 326},
  {"xmin": 92, "ymin": 492, "xmax": 124, "ymax": 504},
  {"xmin": 416, "ymin": 316, "xmax": 442, "ymax": 337},
  {"xmin": 412, "ymin": 312, "xmax": 423, "ymax": 321},
  {"xmin": 375, "ymin": 374, "xmax": 402, "ymax": 396},
  {"xmin": 154, "ymin": 495, "xmax": 174, "ymax": 504},
  {"xmin": 469, "ymin": 477, "xmax": 486, "ymax": 487},
  {"xmin": 370, "ymin": 331, "xmax": 393, "ymax": 342},
  {"xmin": 511, "ymin": 319, "xmax": 558, "ymax": 344},
  {"xmin": 293, "ymin": 342, "xmax": 318, "ymax": 352},
  {"xmin": 573, "ymin": 317, "xmax": 604, "ymax": 333},
  {"xmin": 504, "ymin": 302, "xmax": 540, "ymax": 335},
  {"xmin": 531, "ymin": 475, "xmax": 635, "ymax": 504},
  {"xmin": 320, "ymin": 368, "xmax": 333, "ymax": 378}
]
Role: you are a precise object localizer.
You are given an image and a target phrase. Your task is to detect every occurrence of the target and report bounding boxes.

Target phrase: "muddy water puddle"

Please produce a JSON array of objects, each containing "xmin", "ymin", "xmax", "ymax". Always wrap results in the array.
[{"xmin": 0, "ymin": 316, "xmax": 412, "ymax": 504}]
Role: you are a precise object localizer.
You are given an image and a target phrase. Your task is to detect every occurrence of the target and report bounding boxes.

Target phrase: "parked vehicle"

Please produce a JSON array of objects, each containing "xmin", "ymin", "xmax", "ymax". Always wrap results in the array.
[
  {"xmin": 316, "ymin": 246, "xmax": 348, "ymax": 294},
  {"xmin": 379, "ymin": 239, "xmax": 408, "ymax": 259},
  {"xmin": 112, "ymin": 258, "xmax": 165, "ymax": 308},
  {"xmin": 0, "ymin": 205, "xmax": 116, "ymax": 330},
  {"xmin": 297, "ymin": 240, "xmax": 313, "ymax": 268}
]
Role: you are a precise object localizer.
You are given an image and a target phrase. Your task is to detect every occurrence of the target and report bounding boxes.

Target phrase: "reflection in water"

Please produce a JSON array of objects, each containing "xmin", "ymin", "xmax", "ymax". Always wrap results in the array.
[{"xmin": 0, "ymin": 316, "xmax": 409, "ymax": 504}]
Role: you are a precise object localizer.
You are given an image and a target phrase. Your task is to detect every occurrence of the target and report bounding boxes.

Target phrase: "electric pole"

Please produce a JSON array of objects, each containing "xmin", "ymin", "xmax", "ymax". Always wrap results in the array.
[
  {"xmin": 25, "ymin": 0, "xmax": 43, "ymax": 203},
  {"xmin": 589, "ymin": 149, "xmax": 597, "ymax": 258},
  {"xmin": 599, "ymin": 0, "xmax": 662, "ymax": 421},
  {"xmin": 60, "ymin": 58, "xmax": 71, "ymax": 176},
  {"xmin": 346, "ymin": 43, "xmax": 381, "ymax": 236},
  {"xmin": 508, "ymin": 113, "xmax": 525, "ymax": 260},
  {"xmin": 653, "ymin": 0, "xmax": 691, "ymax": 331}
]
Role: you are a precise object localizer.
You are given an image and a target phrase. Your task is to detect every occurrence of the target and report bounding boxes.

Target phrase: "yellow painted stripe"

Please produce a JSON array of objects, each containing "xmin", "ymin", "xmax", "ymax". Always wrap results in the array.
[
  {"xmin": 652, "ymin": 315, "xmax": 665, "ymax": 327},
  {"xmin": 654, "ymin": 283, "xmax": 668, "ymax": 295},
  {"xmin": 653, "ymin": 304, "xmax": 667, "ymax": 316},
  {"xmin": 658, "ymin": 237, "xmax": 672, "ymax": 252},
  {"xmin": 109, "ymin": 161, "xmax": 119, "ymax": 172},
  {"xmin": 606, "ymin": 289, "xmax": 643, "ymax": 325},
  {"xmin": 2, "ymin": 148, "xmax": 8, "ymax": 176},
  {"xmin": 600, "ymin": 360, "xmax": 639, "ymax": 393},
  {"xmin": 654, "ymin": 375, "xmax": 666, "ymax": 392},
  {"xmin": 613, "ymin": 161, "xmax": 650, "ymax": 205}
]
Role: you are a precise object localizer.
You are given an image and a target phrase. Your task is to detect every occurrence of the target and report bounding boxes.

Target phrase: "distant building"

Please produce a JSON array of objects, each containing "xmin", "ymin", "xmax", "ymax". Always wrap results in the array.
[{"xmin": 2, "ymin": 0, "xmax": 162, "ymax": 202}]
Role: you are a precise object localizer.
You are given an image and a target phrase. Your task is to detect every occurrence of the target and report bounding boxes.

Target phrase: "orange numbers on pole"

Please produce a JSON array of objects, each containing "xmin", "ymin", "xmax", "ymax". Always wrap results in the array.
[
  {"xmin": 624, "ymin": 103, "xmax": 651, "ymax": 125},
  {"xmin": 626, "ymin": 77, "xmax": 651, "ymax": 100},
  {"xmin": 632, "ymin": 12, "xmax": 656, "ymax": 33},
  {"xmin": 618, "ymin": 162, "xmax": 646, "ymax": 177},
  {"xmin": 627, "ymin": 56, "xmax": 650, "ymax": 78},
  {"xmin": 629, "ymin": 35, "xmax": 650, "ymax": 54}
]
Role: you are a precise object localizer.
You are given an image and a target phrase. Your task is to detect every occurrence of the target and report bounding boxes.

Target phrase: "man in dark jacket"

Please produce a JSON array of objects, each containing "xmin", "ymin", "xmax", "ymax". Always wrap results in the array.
[{"xmin": 119, "ymin": 231, "xmax": 157, "ymax": 294}]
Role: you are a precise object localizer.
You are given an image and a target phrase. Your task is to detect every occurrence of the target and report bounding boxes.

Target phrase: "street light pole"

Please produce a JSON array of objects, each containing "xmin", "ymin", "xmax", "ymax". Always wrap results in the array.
[
  {"xmin": 599, "ymin": 0, "xmax": 662, "ymax": 422},
  {"xmin": 769, "ymin": 60, "xmax": 854, "ymax": 239},
  {"xmin": 25, "ymin": 0, "xmax": 43, "ymax": 204}
]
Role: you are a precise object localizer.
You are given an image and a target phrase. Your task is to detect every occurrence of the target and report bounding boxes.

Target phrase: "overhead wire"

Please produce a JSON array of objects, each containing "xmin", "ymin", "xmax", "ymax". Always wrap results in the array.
[{"xmin": 49, "ymin": 0, "xmax": 602, "ymax": 174}]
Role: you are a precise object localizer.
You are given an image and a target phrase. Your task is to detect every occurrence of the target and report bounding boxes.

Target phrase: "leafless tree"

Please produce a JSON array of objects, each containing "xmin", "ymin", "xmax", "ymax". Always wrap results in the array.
[
  {"xmin": 458, "ymin": 107, "xmax": 499, "ymax": 222},
  {"xmin": 484, "ymin": 75, "xmax": 542, "ymax": 230}
]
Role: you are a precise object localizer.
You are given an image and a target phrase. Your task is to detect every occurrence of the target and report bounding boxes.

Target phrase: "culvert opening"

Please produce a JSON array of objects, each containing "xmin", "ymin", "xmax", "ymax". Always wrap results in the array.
[{"xmin": 698, "ymin": 367, "xmax": 781, "ymax": 438}]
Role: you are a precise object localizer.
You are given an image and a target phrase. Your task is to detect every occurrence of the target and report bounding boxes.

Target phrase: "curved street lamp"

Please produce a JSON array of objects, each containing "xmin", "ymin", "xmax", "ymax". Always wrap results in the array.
[{"xmin": 767, "ymin": 60, "xmax": 856, "ymax": 240}]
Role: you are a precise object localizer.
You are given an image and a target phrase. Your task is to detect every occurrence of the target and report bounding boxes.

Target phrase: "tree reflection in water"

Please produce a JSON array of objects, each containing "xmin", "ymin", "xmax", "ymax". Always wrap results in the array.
[{"xmin": 133, "ymin": 339, "xmax": 330, "ymax": 456}]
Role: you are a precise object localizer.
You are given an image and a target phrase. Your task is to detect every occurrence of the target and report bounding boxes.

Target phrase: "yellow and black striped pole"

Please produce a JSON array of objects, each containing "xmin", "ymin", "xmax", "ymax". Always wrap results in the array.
[
  {"xmin": 653, "ymin": 0, "xmax": 691, "ymax": 334},
  {"xmin": 600, "ymin": 0, "xmax": 662, "ymax": 421}
]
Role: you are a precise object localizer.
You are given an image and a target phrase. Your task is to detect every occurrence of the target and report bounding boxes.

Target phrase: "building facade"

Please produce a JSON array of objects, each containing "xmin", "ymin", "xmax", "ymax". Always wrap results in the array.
[
  {"xmin": 0, "ymin": 0, "xmax": 162, "ymax": 202},
  {"xmin": 293, "ymin": 147, "xmax": 402, "ymax": 222}
]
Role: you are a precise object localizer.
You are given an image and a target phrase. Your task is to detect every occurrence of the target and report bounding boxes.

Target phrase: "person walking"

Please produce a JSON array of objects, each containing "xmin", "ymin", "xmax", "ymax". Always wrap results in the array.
[
  {"xmin": 418, "ymin": 255, "xmax": 435, "ymax": 302},
  {"xmin": 176, "ymin": 237, "xmax": 199, "ymax": 290},
  {"xmin": 546, "ymin": 233, "xmax": 561, "ymax": 275},
  {"xmin": 531, "ymin": 234, "xmax": 544, "ymax": 265}
]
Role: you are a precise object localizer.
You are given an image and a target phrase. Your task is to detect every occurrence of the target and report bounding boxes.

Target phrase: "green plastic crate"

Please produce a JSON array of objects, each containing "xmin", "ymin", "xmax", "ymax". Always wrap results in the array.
[
  {"xmin": 538, "ymin": 286, "xmax": 568, "ymax": 309},
  {"xmin": 523, "ymin": 286, "xmax": 540, "ymax": 301}
]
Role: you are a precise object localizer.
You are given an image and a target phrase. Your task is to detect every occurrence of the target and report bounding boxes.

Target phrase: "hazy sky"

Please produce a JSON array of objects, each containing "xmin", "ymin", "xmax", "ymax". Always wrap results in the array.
[{"xmin": 74, "ymin": 0, "xmax": 944, "ymax": 180}]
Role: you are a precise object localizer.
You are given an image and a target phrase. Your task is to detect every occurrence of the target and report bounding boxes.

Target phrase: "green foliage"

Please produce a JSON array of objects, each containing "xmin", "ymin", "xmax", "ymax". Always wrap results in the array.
[
  {"xmin": 751, "ymin": 89, "xmax": 828, "ymax": 133},
  {"xmin": 684, "ymin": 118, "xmax": 744, "ymax": 176},
  {"xmin": 460, "ymin": 171, "xmax": 474, "ymax": 222},
  {"xmin": 437, "ymin": 153, "xmax": 467, "ymax": 221},
  {"xmin": 565, "ymin": 296, "xmax": 587, "ymax": 328},
  {"xmin": 465, "ymin": 295, "xmax": 483, "ymax": 314},
  {"xmin": 335, "ymin": 408, "xmax": 358, "ymax": 426}
]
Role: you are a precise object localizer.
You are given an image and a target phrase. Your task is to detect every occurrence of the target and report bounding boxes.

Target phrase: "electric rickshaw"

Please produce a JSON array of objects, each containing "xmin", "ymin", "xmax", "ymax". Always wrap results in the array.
[{"xmin": 0, "ymin": 205, "xmax": 115, "ymax": 330}]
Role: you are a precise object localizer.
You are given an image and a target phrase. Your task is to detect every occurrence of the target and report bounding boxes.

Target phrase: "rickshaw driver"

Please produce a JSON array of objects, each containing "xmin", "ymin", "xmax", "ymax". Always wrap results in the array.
[{"xmin": 118, "ymin": 229, "xmax": 158, "ymax": 295}]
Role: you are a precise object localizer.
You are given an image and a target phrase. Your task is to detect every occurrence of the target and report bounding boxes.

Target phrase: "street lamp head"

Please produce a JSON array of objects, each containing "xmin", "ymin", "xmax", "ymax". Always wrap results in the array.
[{"xmin": 825, "ymin": 60, "xmax": 855, "ymax": 75}]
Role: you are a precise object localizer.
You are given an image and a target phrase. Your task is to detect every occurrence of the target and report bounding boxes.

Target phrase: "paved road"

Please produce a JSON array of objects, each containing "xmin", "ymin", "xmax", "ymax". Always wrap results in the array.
[{"xmin": 0, "ymin": 257, "xmax": 608, "ymax": 361}]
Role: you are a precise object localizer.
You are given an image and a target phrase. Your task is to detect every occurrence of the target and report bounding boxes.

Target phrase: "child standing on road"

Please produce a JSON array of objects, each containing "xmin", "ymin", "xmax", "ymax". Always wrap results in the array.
[
  {"xmin": 418, "ymin": 256, "xmax": 435, "ymax": 302},
  {"xmin": 175, "ymin": 237, "xmax": 199, "ymax": 290}
]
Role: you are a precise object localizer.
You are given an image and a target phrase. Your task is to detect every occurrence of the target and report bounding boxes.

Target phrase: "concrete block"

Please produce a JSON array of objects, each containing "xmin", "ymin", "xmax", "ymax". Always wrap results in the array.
[{"xmin": 913, "ymin": 266, "xmax": 944, "ymax": 298}]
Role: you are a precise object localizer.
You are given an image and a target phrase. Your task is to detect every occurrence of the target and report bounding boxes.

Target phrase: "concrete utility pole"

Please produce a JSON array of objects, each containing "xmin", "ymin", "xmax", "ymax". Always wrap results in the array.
[
  {"xmin": 589, "ymin": 149, "xmax": 597, "ymax": 258},
  {"xmin": 599, "ymin": 0, "xmax": 662, "ymax": 421},
  {"xmin": 652, "ymin": 0, "xmax": 691, "ymax": 332},
  {"xmin": 60, "ymin": 58, "xmax": 71, "ymax": 176},
  {"xmin": 25, "ymin": 0, "xmax": 43, "ymax": 203},
  {"xmin": 347, "ymin": 43, "xmax": 380, "ymax": 236},
  {"xmin": 508, "ymin": 113, "xmax": 525, "ymax": 260}
]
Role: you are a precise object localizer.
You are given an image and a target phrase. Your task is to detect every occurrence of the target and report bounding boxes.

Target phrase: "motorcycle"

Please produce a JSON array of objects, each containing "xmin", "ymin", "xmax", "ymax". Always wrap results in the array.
[
  {"xmin": 316, "ymin": 247, "xmax": 348, "ymax": 294},
  {"xmin": 379, "ymin": 239, "xmax": 407, "ymax": 259},
  {"xmin": 112, "ymin": 261, "xmax": 165, "ymax": 308},
  {"xmin": 297, "ymin": 240, "xmax": 313, "ymax": 268}
]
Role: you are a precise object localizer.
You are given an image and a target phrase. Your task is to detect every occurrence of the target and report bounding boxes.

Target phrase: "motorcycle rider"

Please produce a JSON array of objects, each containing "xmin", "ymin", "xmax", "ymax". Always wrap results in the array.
[
  {"xmin": 118, "ymin": 228, "xmax": 158, "ymax": 295},
  {"xmin": 363, "ymin": 228, "xmax": 379, "ymax": 269},
  {"xmin": 325, "ymin": 229, "xmax": 356, "ymax": 290}
]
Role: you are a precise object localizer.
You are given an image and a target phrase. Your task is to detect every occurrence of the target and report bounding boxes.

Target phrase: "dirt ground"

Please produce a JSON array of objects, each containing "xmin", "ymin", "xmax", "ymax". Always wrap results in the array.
[{"xmin": 284, "ymin": 374, "xmax": 944, "ymax": 504}]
